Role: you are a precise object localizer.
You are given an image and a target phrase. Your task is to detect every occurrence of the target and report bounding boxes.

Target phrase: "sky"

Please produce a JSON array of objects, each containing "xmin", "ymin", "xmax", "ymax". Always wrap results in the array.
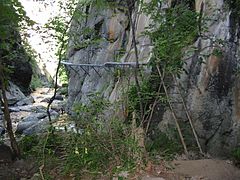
[{"xmin": 19, "ymin": 0, "xmax": 62, "ymax": 80}]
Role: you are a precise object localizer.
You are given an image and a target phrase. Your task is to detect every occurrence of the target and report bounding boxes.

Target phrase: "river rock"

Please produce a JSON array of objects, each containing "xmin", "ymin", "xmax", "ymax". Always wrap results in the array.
[
  {"xmin": 5, "ymin": 82, "xmax": 26, "ymax": 106},
  {"xmin": 36, "ymin": 113, "xmax": 47, "ymax": 119},
  {"xmin": 15, "ymin": 115, "xmax": 39, "ymax": 134},
  {"xmin": 18, "ymin": 105, "xmax": 46, "ymax": 113},
  {"xmin": 40, "ymin": 97, "xmax": 50, "ymax": 103},
  {"xmin": 55, "ymin": 94, "xmax": 64, "ymax": 101},
  {"xmin": 40, "ymin": 94, "xmax": 64, "ymax": 103},
  {"xmin": 16, "ymin": 96, "xmax": 35, "ymax": 106},
  {"xmin": 51, "ymin": 100, "xmax": 65, "ymax": 112},
  {"xmin": 9, "ymin": 107, "xmax": 20, "ymax": 113},
  {"xmin": 22, "ymin": 116, "xmax": 57, "ymax": 135},
  {"xmin": 16, "ymin": 110, "xmax": 59, "ymax": 135}
]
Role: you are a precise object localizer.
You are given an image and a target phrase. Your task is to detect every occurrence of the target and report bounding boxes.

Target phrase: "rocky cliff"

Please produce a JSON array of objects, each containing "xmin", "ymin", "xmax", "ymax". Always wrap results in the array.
[
  {"xmin": 66, "ymin": 0, "xmax": 151, "ymax": 111},
  {"xmin": 159, "ymin": 0, "xmax": 240, "ymax": 156},
  {"xmin": 0, "ymin": 28, "xmax": 32, "ymax": 95},
  {"xmin": 66, "ymin": 0, "xmax": 240, "ymax": 157}
]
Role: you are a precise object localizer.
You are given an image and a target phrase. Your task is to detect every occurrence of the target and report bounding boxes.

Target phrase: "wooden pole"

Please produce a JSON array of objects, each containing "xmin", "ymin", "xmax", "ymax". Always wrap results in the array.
[
  {"xmin": 172, "ymin": 74, "xmax": 203, "ymax": 154},
  {"xmin": 0, "ymin": 62, "xmax": 21, "ymax": 158},
  {"xmin": 156, "ymin": 65, "xmax": 188, "ymax": 155}
]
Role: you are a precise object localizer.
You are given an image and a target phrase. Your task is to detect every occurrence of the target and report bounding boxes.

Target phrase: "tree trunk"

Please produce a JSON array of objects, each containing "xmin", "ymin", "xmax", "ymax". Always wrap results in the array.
[{"xmin": 0, "ymin": 63, "xmax": 21, "ymax": 158}]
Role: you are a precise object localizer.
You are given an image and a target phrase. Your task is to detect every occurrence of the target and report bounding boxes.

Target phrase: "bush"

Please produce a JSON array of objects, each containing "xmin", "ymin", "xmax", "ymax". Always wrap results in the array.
[
  {"xmin": 146, "ymin": 131, "xmax": 182, "ymax": 160},
  {"xmin": 21, "ymin": 95, "xmax": 145, "ymax": 179},
  {"xmin": 232, "ymin": 148, "xmax": 240, "ymax": 167}
]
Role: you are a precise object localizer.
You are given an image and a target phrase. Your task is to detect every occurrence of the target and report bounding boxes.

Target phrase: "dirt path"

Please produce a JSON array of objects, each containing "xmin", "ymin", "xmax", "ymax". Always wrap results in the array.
[
  {"xmin": 141, "ymin": 159, "xmax": 240, "ymax": 180},
  {"xmin": 171, "ymin": 159, "xmax": 240, "ymax": 180}
]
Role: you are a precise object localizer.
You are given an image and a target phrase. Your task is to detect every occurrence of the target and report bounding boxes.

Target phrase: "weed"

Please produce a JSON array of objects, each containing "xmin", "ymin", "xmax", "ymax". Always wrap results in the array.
[
  {"xmin": 30, "ymin": 75, "xmax": 43, "ymax": 90},
  {"xmin": 20, "ymin": 96, "xmax": 144, "ymax": 179},
  {"xmin": 146, "ymin": 131, "xmax": 182, "ymax": 160},
  {"xmin": 232, "ymin": 148, "xmax": 240, "ymax": 167}
]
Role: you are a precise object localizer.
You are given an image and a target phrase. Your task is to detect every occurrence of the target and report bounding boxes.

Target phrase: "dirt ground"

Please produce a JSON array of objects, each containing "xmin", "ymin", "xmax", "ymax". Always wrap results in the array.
[
  {"xmin": 142, "ymin": 159, "xmax": 240, "ymax": 180},
  {"xmin": 171, "ymin": 159, "xmax": 240, "ymax": 180},
  {"xmin": 0, "ymin": 158, "xmax": 240, "ymax": 179}
]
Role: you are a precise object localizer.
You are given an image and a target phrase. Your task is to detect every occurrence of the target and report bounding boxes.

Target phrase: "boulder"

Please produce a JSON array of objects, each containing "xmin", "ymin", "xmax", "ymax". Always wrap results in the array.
[
  {"xmin": 55, "ymin": 94, "xmax": 64, "ymax": 101},
  {"xmin": 22, "ymin": 118, "xmax": 49, "ymax": 135},
  {"xmin": 19, "ymin": 105, "xmax": 46, "ymax": 113},
  {"xmin": 40, "ymin": 95, "xmax": 63, "ymax": 103},
  {"xmin": 16, "ymin": 96, "xmax": 34, "ymax": 106},
  {"xmin": 16, "ymin": 111, "xmax": 59, "ymax": 135},
  {"xmin": 8, "ymin": 107, "xmax": 20, "ymax": 113},
  {"xmin": 36, "ymin": 113, "xmax": 47, "ymax": 119},
  {"xmin": 51, "ymin": 100, "xmax": 66, "ymax": 113},
  {"xmin": 40, "ymin": 97, "xmax": 50, "ymax": 103},
  {"xmin": 4, "ymin": 82, "xmax": 26, "ymax": 106},
  {"xmin": 22, "ymin": 116, "xmax": 58, "ymax": 135},
  {"xmin": 10, "ymin": 55, "xmax": 33, "ymax": 94},
  {"xmin": 15, "ymin": 115, "xmax": 39, "ymax": 134}
]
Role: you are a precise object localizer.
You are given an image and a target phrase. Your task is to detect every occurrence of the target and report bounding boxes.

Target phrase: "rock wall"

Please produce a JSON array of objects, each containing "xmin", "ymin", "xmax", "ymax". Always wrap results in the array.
[
  {"xmin": 0, "ymin": 31, "xmax": 32, "ymax": 95},
  {"xmin": 66, "ymin": 0, "xmax": 151, "ymax": 112},
  {"xmin": 160, "ymin": 0, "xmax": 240, "ymax": 156},
  {"xmin": 66, "ymin": 0, "xmax": 240, "ymax": 156}
]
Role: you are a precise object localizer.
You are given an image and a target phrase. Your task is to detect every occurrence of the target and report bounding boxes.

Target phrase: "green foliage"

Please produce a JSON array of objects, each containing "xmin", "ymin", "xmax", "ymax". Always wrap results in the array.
[
  {"xmin": 73, "ymin": 93, "xmax": 109, "ymax": 125},
  {"xmin": 21, "ymin": 95, "xmax": 143, "ymax": 178},
  {"xmin": 63, "ymin": 118, "xmax": 139, "ymax": 177},
  {"xmin": 212, "ymin": 48, "xmax": 223, "ymax": 58},
  {"xmin": 0, "ymin": 0, "xmax": 35, "ymax": 87},
  {"xmin": 30, "ymin": 75, "xmax": 43, "ymax": 90},
  {"xmin": 144, "ymin": 2, "xmax": 198, "ymax": 74},
  {"xmin": 0, "ymin": 0, "xmax": 34, "ymax": 39},
  {"xmin": 232, "ymin": 147, "xmax": 240, "ymax": 159},
  {"xmin": 127, "ymin": 75, "xmax": 164, "ymax": 120},
  {"xmin": 19, "ymin": 135, "xmax": 39, "ymax": 157},
  {"xmin": 146, "ymin": 131, "xmax": 182, "ymax": 160},
  {"xmin": 226, "ymin": 0, "xmax": 240, "ymax": 17},
  {"xmin": 232, "ymin": 147, "xmax": 240, "ymax": 167},
  {"xmin": 59, "ymin": 65, "xmax": 69, "ymax": 85}
]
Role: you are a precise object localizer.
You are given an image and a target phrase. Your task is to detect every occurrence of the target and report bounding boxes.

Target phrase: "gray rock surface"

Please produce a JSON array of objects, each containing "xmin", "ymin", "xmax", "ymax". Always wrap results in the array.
[
  {"xmin": 18, "ymin": 105, "xmax": 46, "ymax": 113},
  {"xmin": 65, "ymin": 0, "xmax": 240, "ymax": 157},
  {"xmin": 16, "ymin": 96, "xmax": 34, "ymax": 106},
  {"xmin": 66, "ymin": 0, "xmax": 151, "ymax": 111},
  {"xmin": 15, "ymin": 110, "xmax": 59, "ymax": 135},
  {"xmin": 9, "ymin": 107, "xmax": 20, "ymax": 113},
  {"xmin": 15, "ymin": 115, "xmax": 39, "ymax": 134},
  {"xmin": 5, "ymin": 82, "xmax": 26, "ymax": 106},
  {"xmin": 22, "ymin": 116, "xmax": 58, "ymax": 135},
  {"xmin": 158, "ymin": 0, "xmax": 240, "ymax": 156}
]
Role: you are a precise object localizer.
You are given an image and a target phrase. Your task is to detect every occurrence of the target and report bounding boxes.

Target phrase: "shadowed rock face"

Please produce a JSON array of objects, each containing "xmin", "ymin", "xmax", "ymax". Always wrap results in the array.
[
  {"xmin": 10, "ymin": 55, "xmax": 32, "ymax": 94},
  {"xmin": 67, "ymin": 0, "xmax": 240, "ymax": 156},
  {"xmin": 0, "ymin": 144, "xmax": 14, "ymax": 163},
  {"xmin": 0, "ymin": 30, "xmax": 33, "ymax": 94}
]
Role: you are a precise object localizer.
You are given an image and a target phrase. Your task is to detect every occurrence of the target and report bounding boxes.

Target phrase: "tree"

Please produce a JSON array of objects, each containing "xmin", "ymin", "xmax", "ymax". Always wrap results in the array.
[{"xmin": 0, "ymin": 0, "xmax": 34, "ymax": 159}]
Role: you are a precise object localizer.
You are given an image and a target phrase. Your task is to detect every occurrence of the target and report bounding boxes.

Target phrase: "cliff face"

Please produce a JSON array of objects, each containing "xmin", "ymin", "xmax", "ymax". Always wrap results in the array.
[
  {"xmin": 159, "ymin": 0, "xmax": 240, "ymax": 156},
  {"xmin": 66, "ymin": 0, "xmax": 151, "ymax": 111},
  {"xmin": 67, "ymin": 0, "xmax": 240, "ymax": 156}
]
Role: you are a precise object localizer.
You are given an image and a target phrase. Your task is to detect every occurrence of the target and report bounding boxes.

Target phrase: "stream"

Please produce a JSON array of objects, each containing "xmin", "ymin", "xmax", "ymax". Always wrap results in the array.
[{"xmin": 0, "ymin": 86, "xmax": 75, "ymax": 140}]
